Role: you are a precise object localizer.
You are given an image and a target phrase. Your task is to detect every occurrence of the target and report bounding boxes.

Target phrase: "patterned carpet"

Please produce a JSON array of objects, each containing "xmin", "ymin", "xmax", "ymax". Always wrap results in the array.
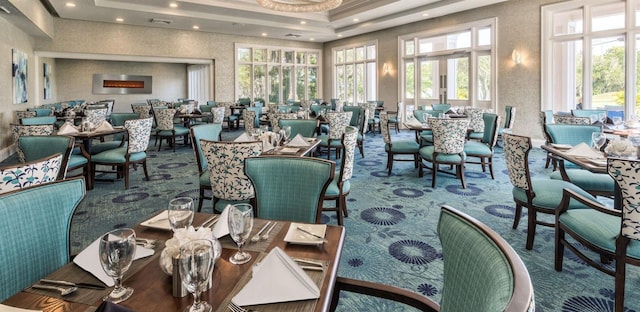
[{"xmin": 9, "ymin": 129, "xmax": 639, "ymax": 311}]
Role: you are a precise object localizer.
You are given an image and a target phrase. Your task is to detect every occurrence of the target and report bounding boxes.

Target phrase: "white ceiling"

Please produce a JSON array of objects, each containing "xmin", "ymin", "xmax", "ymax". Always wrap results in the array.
[{"xmin": 36, "ymin": 0, "xmax": 508, "ymax": 42}]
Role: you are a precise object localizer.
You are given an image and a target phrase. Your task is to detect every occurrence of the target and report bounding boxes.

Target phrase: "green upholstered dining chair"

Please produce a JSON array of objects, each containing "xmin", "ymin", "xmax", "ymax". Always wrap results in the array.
[
  {"xmin": 155, "ymin": 108, "xmax": 190, "ymax": 152},
  {"xmin": 343, "ymin": 105, "xmax": 366, "ymax": 157},
  {"xmin": 198, "ymin": 104, "xmax": 214, "ymax": 123},
  {"xmin": 19, "ymin": 116, "xmax": 56, "ymax": 125},
  {"xmin": 330, "ymin": 206, "xmax": 535, "ymax": 312},
  {"xmin": 497, "ymin": 106, "xmax": 516, "ymax": 145},
  {"xmin": 0, "ymin": 177, "xmax": 85, "ymax": 301},
  {"xmin": 381, "ymin": 112, "xmax": 420, "ymax": 176},
  {"xmin": 245, "ymin": 107, "xmax": 262, "ymax": 129},
  {"xmin": 466, "ymin": 107, "xmax": 493, "ymax": 140},
  {"xmin": 245, "ymin": 155, "xmax": 335, "ymax": 224},
  {"xmin": 365, "ymin": 101, "xmax": 381, "ymax": 134},
  {"xmin": 90, "ymin": 117, "xmax": 153, "ymax": 189},
  {"xmin": 571, "ymin": 109, "xmax": 607, "ymax": 119},
  {"xmin": 15, "ymin": 110, "xmax": 36, "ymax": 120},
  {"xmin": 555, "ymin": 158, "xmax": 640, "ymax": 312},
  {"xmin": 412, "ymin": 109, "xmax": 442, "ymax": 146},
  {"xmin": 419, "ymin": 118, "xmax": 469, "ymax": 188},
  {"xmin": 431, "ymin": 103, "xmax": 451, "ymax": 112},
  {"xmin": 0, "ymin": 153, "xmax": 65, "ymax": 194},
  {"xmin": 321, "ymin": 126, "xmax": 358, "ymax": 225},
  {"xmin": 189, "ymin": 123, "xmax": 223, "ymax": 212},
  {"xmin": 317, "ymin": 111, "xmax": 352, "ymax": 160},
  {"xmin": 554, "ymin": 114, "xmax": 591, "ymax": 125},
  {"xmin": 387, "ymin": 101, "xmax": 403, "ymax": 134},
  {"xmin": 502, "ymin": 132, "xmax": 596, "ymax": 250},
  {"xmin": 463, "ymin": 113, "xmax": 501, "ymax": 179},
  {"xmin": 278, "ymin": 118, "xmax": 318, "ymax": 138},
  {"xmin": 539, "ymin": 110, "xmax": 556, "ymax": 169},
  {"xmin": 11, "ymin": 124, "xmax": 56, "ymax": 163},
  {"xmin": 90, "ymin": 113, "xmax": 141, "ymax": 155},
  {"xmin": 201, "ymin": 139, "xmax": 262, "ymax": 213}
]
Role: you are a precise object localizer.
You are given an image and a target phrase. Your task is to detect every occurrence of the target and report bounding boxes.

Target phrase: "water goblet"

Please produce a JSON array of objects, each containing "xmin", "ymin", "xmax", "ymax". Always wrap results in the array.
[
  {"xmin": 168, "ymin": 197, "xmax": 194, "ymax": 232},
  {"xmin": 592, "ymin": 132, "xmax": 607, "ymax": 151},
  {"xmin": 599, "ymin": 113, "xmax": 607, "ymax": 123},
  {"xmin": 590, "ymin": 114, "xmax": 598, "ymax": 124},
  {"xmin": 283, "ymin": 126, "xmax": 292, "ymax": 143},
  {"xmin": 421, "ymin": 113, "xmax": 429, "ymax": 127},
  {"xmin": 271, "ymin": 132, "xmax": 282, "ymax": 149},
  {"xmin": 612, "ymin": 117, "xmax": 623, "ymax": 130},
  {"xmin": 179, "ymin": 239, "xmax": 215, "ymax": 312},
  {"xmin": 227, "ymin": 204, "xmax": 254, "ymax": 265},
  {"xmin": 99, "ymin": 228, "xmax": 137, "ymax": 303}
]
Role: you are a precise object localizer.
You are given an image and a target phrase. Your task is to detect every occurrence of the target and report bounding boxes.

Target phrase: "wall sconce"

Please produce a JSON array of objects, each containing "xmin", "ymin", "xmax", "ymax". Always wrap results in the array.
[
  {"xmin": 512, "ymin": 49, "xmax": 522, "ymax": 65},
  {"xmin": 383, "ymin": 63, "xmax": 390, "ymax": 75}
]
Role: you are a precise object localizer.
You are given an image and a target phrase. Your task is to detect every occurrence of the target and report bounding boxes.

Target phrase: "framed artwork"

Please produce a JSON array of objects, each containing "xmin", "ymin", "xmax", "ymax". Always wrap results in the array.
[
  {"xmin": 12, "ymin": 48, "xmax": 28, "ymax": 104},
  {"xmin": 43, "ymin": 63, "xmax": 51, "ymax": 100}
]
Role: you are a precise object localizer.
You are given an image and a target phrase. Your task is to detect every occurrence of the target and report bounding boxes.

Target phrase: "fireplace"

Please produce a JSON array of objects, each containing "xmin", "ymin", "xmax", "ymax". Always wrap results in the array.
[{"xmin": 92, "ymin": 74, "xmax": 152, "ymax": 94}]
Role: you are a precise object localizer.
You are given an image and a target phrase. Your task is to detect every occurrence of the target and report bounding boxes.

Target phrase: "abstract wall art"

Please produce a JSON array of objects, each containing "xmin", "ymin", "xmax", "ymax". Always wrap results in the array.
[
  {"xmin": 43, "ymin": 62, "xmax": 51, "ymax": 100},
  {"xmin": 12, "ymin": 48, "xmax": 28, "ymax": 104}
]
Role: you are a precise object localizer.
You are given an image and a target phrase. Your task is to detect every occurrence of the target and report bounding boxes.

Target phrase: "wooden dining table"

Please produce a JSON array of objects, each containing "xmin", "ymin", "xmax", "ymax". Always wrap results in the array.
[
  {"xmin": 261, "ymin": 138, "xmax": 321, "ymax": 157},
  {"xmin": 3, "ymin": 213, "xmax": 345, "ymax": 312}
]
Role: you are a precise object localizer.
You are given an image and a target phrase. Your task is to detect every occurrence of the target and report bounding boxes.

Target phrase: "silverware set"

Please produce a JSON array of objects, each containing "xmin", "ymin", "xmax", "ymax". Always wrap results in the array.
[
  {"xmin": 200, "ymin": 215, "xmax": 219, "ymax": 229},
  {"xmin": 292, "ymin": 258, "xmax": 325, "ymax": 271},
  {"xmin": 32, "ymin": 278, "xmax": 108, "ymax": 295},
  {"xmin": 135, "ymin": 237, "xmax": 156, "ymax": 248},
  {"xmin": 250, "ymin": 221, "xmax": 277, "ymax": 243},
  {"xmin": 228, "ymin": 301, "xmax": 257, "ymax": 312}
]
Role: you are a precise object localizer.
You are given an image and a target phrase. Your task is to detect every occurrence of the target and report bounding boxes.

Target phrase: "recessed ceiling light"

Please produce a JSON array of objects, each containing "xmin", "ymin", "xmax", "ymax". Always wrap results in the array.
[
  {"xmin": 300, "ymin": 21, "xmax": 306, "ymax": 24},
  {"xmin": 261, "ymin": 33, "xmax": 267, "ymax": 36},
  {"xmin": 115, "ymin": 18, "xmax": 124, "ymax": 22},
  {"xmin": 422, "ymin": 13, "xmax": 429, "ymax": 17},
  {"xmin": 353, "ymin": 18, "xmax": 359, "ymax": 22},
  {"xmin": 169, "ymin": 3, "xmax": 178, "ymax": 8},
  {"xmin": 337, "ymin": 34, "xmax": 343, "ymax": 37},
  {"xmin": 65, "ymin": 2, "xmax": 76, "ymax": 7},
  {"xmin": 310, "ymin": 38, "xmax": 315, "ymax": 41},
  {"xmin": 192, "ymin": 25, "xmax": 199, "ymax": 30}
]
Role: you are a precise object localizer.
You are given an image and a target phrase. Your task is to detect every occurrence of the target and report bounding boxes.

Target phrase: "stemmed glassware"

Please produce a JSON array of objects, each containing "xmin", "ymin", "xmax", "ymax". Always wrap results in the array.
[
  {"xmin": 592, "ymin": 132, "xmax": 607, "ymax": 151},
  {"xmin": 612, "ymin": 116, "xmax": 623, "ymax": 130},
  {"xmin": 168, "ymin": 197, "xmax": 195, "ymax": 232},
  {"xmin": 99, "ymin": 228, "xmax": 137, "ymax": 303},
  {"xmin": 271, "ymin": 132, "xmax": 282, "ymax": 149},
  {"xmin": 227, "ymin": 203, "xmax": 254, "ymax": 265},
  {"xmin": 421, "ymin": 113, "xmax": 429, "ymax": 127},
  {"xmin": 179, "ymin": 239, "xmax": 216, "ymax": 312},
  {"xmin": 283, "ymin": 126, "xmax": 292, "ymax": 144}
]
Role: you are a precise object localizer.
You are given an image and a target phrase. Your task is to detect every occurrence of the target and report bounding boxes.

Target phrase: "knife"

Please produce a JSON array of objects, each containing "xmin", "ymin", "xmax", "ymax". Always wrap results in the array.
[{"xmin": 40, "ymin": 279, "xmax": 106, "ymax": 290}]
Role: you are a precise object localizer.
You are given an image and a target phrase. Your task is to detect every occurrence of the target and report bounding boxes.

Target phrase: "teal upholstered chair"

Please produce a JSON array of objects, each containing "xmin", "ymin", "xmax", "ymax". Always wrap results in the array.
[
  {"xmin": 365, "ymin": 101, "xmax": 381, "ymax": 134},
  {"xmin": 198, "ymin": 104, "xmax": 214, "ymax": 123},
  {"xmin": 419, "ymin": 118, "xmax": 469, "ymax": 188},
  {"xmin": 11, "ymin": 124, "xmax": 56, "ymax": 163},
  {"xmin": 0, "ymin": 177, "xmax": 85, "ymax": 302},
  {"xmin": 381, "ymin": 112, "xmax": 420, "ymax": 176},
  {"xmin": 503, "ymin": 132, "xmax": 596, "ymax": 250},
  {"xmin": 20, "ymin": 116, "xmax": 56, "ymax": 125},
  {"xmin": 279, "ymin": 119, "xmax": 318, "ymax": 138},
  {"xmin": 211, "ymin": 106, "xmax": 225, "ymax": 124},
  {"xmin": 155, "ymin": 108, "xmax": 190, "ymax": 152},
  {"xmin": 201, "ymin": 140, "xmax": 262, "ymax": 213},
  {"xmin": 310, "ymin": 104, "xmax": 329, "ymax": 117},
  {"xmin": 0, "ymin": 153, "xmax": 64, "ymax": 194},
  {"xmin": 27, "ymin": 107, "xmax": 53, "ymax": 117},
  {"xmin": 217, "ymin": 102, "xmax": 240, "ymax": 130},
  {"xmin": 90, "ymin": 113, "xmax": 141, "ymax": 155},
  {"xmin": 321, "ymin": 126, "xmax": 358, "ymax": 225},
  {"xmin": 330, "ymin": 206, "xmax": 535, "ymax": 312},
  {"xmin": 431, "ymin": 103, "xmax": 451, "ymax": 112},
  {"xmin": 387, "ymin": 102, "xmax": 403, "ymax": 134},
  {"xmin": 343, "ymin": 105, "xmax": 366, "ymax": 156},
  {"xmin": 317, "ymin": 111, "xmax": 352, "ymax": 159},
  {"xmin": 90, "ymin": 117, "xmax": 153, "ymax": 189},
  {"xmin": 189, "ymin": 124, "xmax": 223, "ymax": 213},
  {"xmin": 555, "ymin": 158, "xmax": 640, "ymax": 312},
  {"xmin": 497, "ymin": 106, "xmax": 516, "ymax": 146},
  {"xmin": 245, "ymin": 155, "xmax": 335, "ymax": 224},
  {"xmin": 463, "ymin": 113, "xmax": 501, "ymax": 179},
  {"xmin": 245, "ymin": 107, "xmax": 262, "ymax": 129}
]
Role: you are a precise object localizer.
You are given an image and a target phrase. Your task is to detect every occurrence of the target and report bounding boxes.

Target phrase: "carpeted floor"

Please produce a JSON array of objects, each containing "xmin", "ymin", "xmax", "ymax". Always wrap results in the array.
[{"xmin": 5, "ymin": 129, "xmax": 639, "ymax": 311}]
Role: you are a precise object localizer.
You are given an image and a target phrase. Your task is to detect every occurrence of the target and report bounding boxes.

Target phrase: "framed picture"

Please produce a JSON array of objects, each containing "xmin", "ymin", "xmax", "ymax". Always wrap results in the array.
[
  {"xmin": 12, "ymin": 48, "xmax": 28, "ymax": 104},
  {"xmin": 43, "ymin": 63, "xmax": 51, "ymax": 100}
]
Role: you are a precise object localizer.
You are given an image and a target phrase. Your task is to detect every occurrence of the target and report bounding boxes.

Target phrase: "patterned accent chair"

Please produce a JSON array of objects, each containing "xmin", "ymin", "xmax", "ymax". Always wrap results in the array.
[
  {"xmin": 555, "ymin": 158, "xmax": 640, "ymax": 312},
  {"xmin": 131, "ymin": 104, "xmax": 152, "ymax": 119},
  {"xmin": 554, "ymin": 114, "xmax": 591, "ymax": 125},
  {"xmin": 0, "ymin": 177, "xmax": 85, "ymax": 301},
  {"xmin": 412, "ymin": 109, "xmax": 442, "ymax": 146},
  {"xmin": 84, "ymin": 108, "xmax": 108, "ymax": 126},
  {"xmin": 0, "ymin": 153, "xmax": 64, "ymax": 194},
  {"xmin": 211, "ymin": 106, "xmax": 225, "ymax": 124},
  {"xmin": 217, "ymin": 102, "xmax": 239, "ymax": 130},
  {"xmin": 317, "ymin": 111, "xmax": 352, "ymax": 160},
  {"xmin": 244, "ymin": 107, "xmax": 262, "ymax": 130},
  {"xmin": 269, "ymin": 112, "xmax": 297, "ymax": 133},
  {"xmin": 90, "ymin": 113, "xmax": 140, "ymax": 155},
  {"xmin": 419, "ymin": 118, "xmax": 469, "ymax": 188},
  {"xmin": 365, "ymin": 101, "xmax": 381, "ymax": 134},
  {"xmin": 189, "ymin": 123, "xmax": 223, "ymax": 212},
  {"xmin": 343, "ymin": 105, "xmax": 366, "ymax": 157},
  {"xmin": 321, "ymin": 126, "xmax": 358, "ymax": 225},
  {"xmin": 380, "ymin": 112, "xmax": 420, "ymax": 176},
  {"xmin": 330, "ymin": 206, "xmax": 535, "ymax": 312},
  {"xmin": 243, "ymin": 109, "xmax": 257, "ymax": 135},
  {"xmin": 245, "ymin": 155, "xmax": 335, "ymax": 224},
  {"xmin": 90, "ymin": 117, "xmax": 153, "ymax": 189},
  {"xmin": 502, "ymin": 132, "xmax": 595, "ymax": 250},
  {"xmin": 463, "ymin": 113, "xmax": 501, "ymax": 179},
  {"xmin": 466, "ymin": 107, "xmax": 493, "ymax": 140},
  {"xmin": 15, "ymin": 110, "xmax": 36, "ymax": 120},
  {"xmin": 387, "ymin": 101, "xmax": 403, "ymax": 134},
  {"xmin": 155, "ymin": 108, "xmax": 190, "ymax": 152},
  {"xmin": 278, "ymin": 119, "xmax": 318, "ymax": 138},
  {"xmin": 11, "ymin": 124, "xmax": 56, "ymax": 163},
  {"xmin": 201, "ymin": 140, "xmax": 262, "ymax": 212}
]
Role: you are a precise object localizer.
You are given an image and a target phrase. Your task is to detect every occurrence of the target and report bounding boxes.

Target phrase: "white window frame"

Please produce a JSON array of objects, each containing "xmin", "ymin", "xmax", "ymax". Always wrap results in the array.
[{"xmin": 332, "ymin": 41, "xmax": 378, "ymax": 104}]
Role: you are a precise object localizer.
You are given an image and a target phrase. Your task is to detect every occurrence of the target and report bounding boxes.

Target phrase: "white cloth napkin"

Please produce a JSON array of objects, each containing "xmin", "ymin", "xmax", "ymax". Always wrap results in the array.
[
  {"xmin": 234, "ymin": 132, "xmax": 252, "ymax": 142},
  {"xmin": 232, "ymin": 247, "xmax": 320, "ymax": 306},
  {"xmin": 286, "ymin": 134, "xmax": 309, "ymax": 147},
  {"xmin": 94, "ymin": 121, "xmax": 114, "ymax": 132},
  {"xmin": 73, "ymin": 236, "xmax": 155, "ymax": 287},
  {"xmin": 262, "ymin": 139, "xmax": 274, "ymax": 152},
  {"xmin": 565, "ymin": 142, "xmax": 604, "ymax": 159},
  {"xmin": 405, "ymin": 118, "xmax": 423, "ymax": 128},
  {"xmin": 212, "ymin": 205, "xmax": 231, "ymax": 238},
  {"xmin": 0, "ymin": 305, "xmax": 41, "ymax": 312},
  {"xmin": 57, "ymin": 123, "xmax": 79, "ymax": 135}
]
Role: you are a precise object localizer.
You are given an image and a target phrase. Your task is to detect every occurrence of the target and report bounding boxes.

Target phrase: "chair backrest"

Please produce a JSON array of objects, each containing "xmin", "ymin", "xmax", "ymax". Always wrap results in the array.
[
  {"xmin": 380, "ymin": 112, "xmax": 392, "ymax": 144},
  {"xmin": 11, "ymin": 124, "xmax": 56, "ymax": 163},
  {"xmin": 155, "ymin": 108, "xmax": 177, "ymax": 131},
  {"xmin": 20, "ymin": 116, "xmax": 56, "ymax": 125},
  {"xmin": 124, "ymin": 117, "xmax": 153, "ymax": 154},
  {"xmin": 554, "ymin": 114, "xmax": 591, "ymax": 125},
  {"xmin": 343, "ymin": 105, "xmax": 362, "ymax": 127},
  {"xmin": 430, "ymin": 118, "xmax": 469, "ymax": 154},
  {"xmin": 189, "ymin": 124, "xmax": 223, "ymax": 174},
  {"xmin": 110, "ymin": 113, "xmax": 142, "ymax": 141},
  {"xmin": 545, "ymin": 124, "xmax": 601, "ymax": 146},
  {"xmin": 201, "ymin": 139, "xmax": 262, "ymax": 201},
  {"xmin": 438, "ymin": 206, "xmax": 534, "ymax": 312},
  {"xmin": 243, "ymin": 109, "xmax": 257, "ymax": 134},
  {"xmin": 0, "ymin": 178, "xmax": 85, "ymax": 301},
  {"xmin": 608, "ymin": 159, "xmax": 640, "ymax": 241},
  {"xmin": 413, "ymin": 109, "xmax": 442, "ymax": 122},
  {"xmin": 466, "ymin": 108, "xmax": 492, "ymax": 132},
  {"xmin": 217, "ymin": 102, "xmax": 235, "ymax": 118},
  {"xmin": 541, "ymin": 110, "xmax": 554, "ymax": 124},
  {"xmin": 211, "ymin": 106, "xmax": 225, "ymax": 124},
  {"xmin": 18, "ymin": 135, "xmax": 73, "ymax": 179},
  {"xmin": 199, "ymin": 104, "xmax": 213, "ymax": 113},
  {"xmin": 131, "ymin": 104, "xmax": 152, "ymax": 119},
  {"xmin": 502, "ymin": 133, "xmax": 533, "ymax": 192},
  {"xmin": 571, "ymin": 109, "xmax": 607, "ymax": 118},
  {"xmin": 338, "ymin": 126, "xmax": 358, "ymax": 183},
  {"xmin": 0, "ymin": 153, "xmax": 64, "ymax": 194},
  {"xmin": 28, "ymin": 107, "xmax": 53, "ymax": 117},
  {"xmin": 326, "ymin": 111, "xmax": 353, "ymax": 140},
  {"xmin": 84, "ymin": 108, "xmax": 108, "ymax": 126},
  {"xmin": 279, "ymin": 119, "xmax": 318, "ymax": 138},
  {"xmin": 481, "ymin": 113, "xmax": 501, "ymax": 146},
  {"xmin": 270, "ymin": 112, "xmax": 297, "ymax": 133},
  {"xmin": 15, "ymin": 110, "xmax": 36, "ymax": 119},
  {"xmin": 503, "ymin": 106, "xmax": 516, "ymax": 129},
  {"xmin": 147, "ymin": 98, "xmax": 161, "ymax": 105},
  {"xmin": 245, "ymin": 155, "xmax": 335, "ymax": 223},
  {"xmin": 432, "ymin": 103, "xmax": 451, "ymax": 112}
]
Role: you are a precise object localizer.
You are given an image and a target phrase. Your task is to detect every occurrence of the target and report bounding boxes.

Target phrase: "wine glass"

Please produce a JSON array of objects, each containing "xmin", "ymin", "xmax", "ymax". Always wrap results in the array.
[
  {"xmin": 99, "ymin": 228, "xmax": 137, "ymax": 303},
  {"xmin": 283, "ymin": 126, "xmax": 292, "ymax": 143},
  {"xmin": 168, "ymin": 197, "xmax": 194, "ymax": 232},
  {"xmin": 421, "ymin": 113, "xmax": 429, "ymax": 127},
  {"xmin": 227, "ymin": 203, "xmax": 254, "ymax": 265},
  {"xmin": 612, "ymin": 116, "xmax": 623, "ymax": 130},
  {"xmin": 271, "ymin": 132, "xmax": 282, "ymax": 149},
  {"xmin": 179, "ymin": 239, "xmax": 215, "ymax": 312},
  {"xmin": 592, "ymin": 132, "xmax": 607, "ymax": 151}
]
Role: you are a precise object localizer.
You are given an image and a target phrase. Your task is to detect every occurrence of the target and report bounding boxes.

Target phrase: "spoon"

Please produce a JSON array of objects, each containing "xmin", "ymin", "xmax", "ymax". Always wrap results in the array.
[
  {"xmin": 260, "ymin": 222, "xmax": 278, "ymax": 241},
  {"xmin": 32, "ymin": 284, "xmax": 77, "ymax": 296},
  {"xmin": 250, "ymin": 221, "xmax": 272, "ymax": 243}
]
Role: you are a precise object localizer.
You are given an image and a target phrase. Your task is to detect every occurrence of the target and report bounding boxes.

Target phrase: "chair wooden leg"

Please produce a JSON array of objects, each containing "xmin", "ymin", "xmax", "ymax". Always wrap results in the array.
[
  {"xmin": 488, "ymin": 157, "xmax": 495, "ymax": 179},
  {"xmin": 90, "ymin": 163, "xmax": 97, "ymax": 190},
  {"xmin": 525, "ymin": 207, "xmax": 537, "ymax": 250},
  {"xmin": 172, "ymin": 136, "xmax": 176, "ymax": 152},
  {"xmin": 142, "ymin": 160, "xmax": 149, "ymax": 181},
  {"xmin": 198, "ymin": 187, "xmax": 205, "ymax": 213},
  {"xmin": 387, "ymin": 153, "xmax": 393, "ymax": 176},
  {"xmin": 342, "ymin": 195, "xmax": 349, "ymax": 218},
  {"xmin": 615, "ymin": 236, "xmax": 630, "ymax": 312},
  {"xmin": 124, "ymin": 163, "xmax": 130, "ymax": 190},
  {"xmin": 554, "ymin": 225, "xmax": 565, "ymax": 271},
  {"xmin": 512, "ymin": 203, "xmax": 522, "ymax": 229},
  {"xmin": 418, "ymin": 159, "xmax": 424, "ymax": 177},
  {"xmin": 336, "ymin": 198, "xmax": 344, "ymax": 226},
  {"xmin": 157, "ymin": 136, "xmax": 163, "ymax": 151},
  {"xmin": 458, "ymin": 164, "xmax": 466, "ymax": 189},
  {"xmin": 431, "ymin": 162, "xmax": 437, "ymax": 187}
]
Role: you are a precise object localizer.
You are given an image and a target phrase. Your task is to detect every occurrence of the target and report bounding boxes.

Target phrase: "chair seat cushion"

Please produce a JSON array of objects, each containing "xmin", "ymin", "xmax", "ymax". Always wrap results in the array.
[
  {"xmin": 512, "ymin": 178, "xmax": 596, "ymax": 211},
  {"xmin": 90, "ymin": 141, "xmax": 124, "ymax": 155},
  {"xmin": 317, "ymin": 135, "xmax": 343, "ymax": 147},
  {"xmin": 91, "ymin": 147, "xmax": 147, "ymax": 163},
  {"xmin": 199, "ymin": 172, "xmax": 211, "ymax": 187},
  {"xmin": 67, "ymin": 154, "xmax": 88, "ymax": 168},
  {"xmin": 468, "ymin": 132, "xmax": 484, "ymax": 140},
  {"xmin": 386, "ymin": 140, "xmax": 419, "ymax": 153},
  {"xmin": 324, "ymin": 179, "xmax": 351, "ymax": 197},
  {"xmin": 214, "ymin": 198, "xmax": 250, "ymax": 213},
  {"xmin": 419, "ymin": 146, "xmax": 466, "ymax": 163},
  {"xmin": 226, "ymin": 115, "xmax": 239, "ymax": 121},
  {"xmin": 550, "ymin": 169, "xmax": 614, "ymax": 193},
  {"xmin": 389, "ymin": 117, "xmax": 399, "ymax": 123},
  {"xmin": 560, "ymin": 209, "xmax": 640, "ymax": 259},
  {"xmin": 463, "ymin": 141, "xmax": 491, "ymax": 156},
  {"xmin": 157, "ymin": 126, "xmax": 190, "ymax": 136}
]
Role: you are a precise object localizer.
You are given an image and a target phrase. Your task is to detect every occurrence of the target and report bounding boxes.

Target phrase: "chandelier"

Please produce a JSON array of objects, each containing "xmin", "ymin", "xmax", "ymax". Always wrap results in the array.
[{"xmin": 256, "ymin": 0, "xmax": 342, "ymax": 13}]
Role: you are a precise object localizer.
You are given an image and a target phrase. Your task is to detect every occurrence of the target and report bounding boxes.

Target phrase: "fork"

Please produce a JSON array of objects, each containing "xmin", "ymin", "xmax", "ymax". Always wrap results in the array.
[
  {"xmin": 228, "ymin": 301, "xmax": 256, "ymax": 312},
  {"xmin": 32, "ymin": 284, "xmax": 77, "ymax": 296}
]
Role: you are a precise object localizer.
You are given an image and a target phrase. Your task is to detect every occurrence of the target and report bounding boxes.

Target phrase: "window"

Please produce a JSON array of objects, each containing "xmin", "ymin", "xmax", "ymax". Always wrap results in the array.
[
  {"xmin": 333, "ymin": 42, "xmax": 378, "ymax": 104},
  {"xmin": 235, "ymin": 44, "xmax": 321, "ymax": 104}
]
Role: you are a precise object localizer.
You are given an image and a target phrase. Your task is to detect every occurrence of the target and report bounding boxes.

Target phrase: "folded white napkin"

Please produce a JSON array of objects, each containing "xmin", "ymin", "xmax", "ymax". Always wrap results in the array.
[
  {"xmin": 286, "ymin": 134, "xmax": 309, "ymax": 147},
  {"xmin": 57, "ymin": 123, "xmax": 79, "ymax": 135},
  {"xmin": 73, "ymin": 236, "xmax": 155, "ymax": 287},
  {"xmin": 405, "ymin": 118, "xmax": 423, "ymax": 128},
  {"xmin": 234, "ymin": 132, "xmax": 252, "ymax": 142},
  {"xmin": 94, "ymin": 121, "xmax": 114, "ymax": 132},
  {"xmin": 566, "ymin": 142, "xmax": 604, "ymax": 158},
  {"xmin": 232, "ymin": 247, "xmax": 319, "ymax": 306},
  {"xmin": 262, "ymin": 139, "xmax": 274, "ymax": 152},
  {"xmin": 0, "ymin": 304, "xmax": 41, "ymax": 312},
  {"xmin": 212, "ymin": 205, "xmax": 231, "ymax": 238}
]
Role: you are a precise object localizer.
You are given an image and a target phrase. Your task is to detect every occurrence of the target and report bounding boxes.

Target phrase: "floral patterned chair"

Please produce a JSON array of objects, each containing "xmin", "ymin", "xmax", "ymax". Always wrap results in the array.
[
  {"xmin": 155, "ymin": 108, "xmax": 190, "ymax": 152},
  {"xmin": 317, "ymin": 111, "xmax": 352, "ymax": 159},
  {"xmin": 201, "ymin": 140, "xmax": 262, "ymax": 213},
  {"xmin": 90, "ymin": 117, "xmax": 153, "ymax": 189},
  {"xmin": 243, "ymin": 109, "xmax": 257, "ymax": 135},
  {"xmin": 217, "ymin": 102, "xmax": 239, "ymax": 130},
  {"xmin": 11, "ymin": 124, "xmax": 56, "ymax": 163},
  {"xmin": 419, "ymin": 118, "xmax": 469, "ymax": 188},
  {"xmin": 131, "ymin": 104, "xmax": 152, "ymax": 119},
  {"xmin": 502, "ymin": 132, "xmax": 595, "ymax": 250},
  {"xmin": 321, "ymin": 126, "xmax": 358, "ymax": 225},
  {"xmin": 0, "ymin": 153, "xmax": 64, "ymax": 194},
  {"xmin": 211, "ymin": 106, "xmax": 225, "ymax": 124},
  {"xmin": 15, "ymin": 110, "xmax": 36, "ymax": 120},
  {"xmin": 269, "ymin": 112, "xmax": 297, "ymax": 133},
  {"xmin": 463, "ymin": 113, "xmax": 501, "ymax": 179},
  {"xmin": 466, "ymin": 107, "xmax": 493, "ymax": 140},
  {"xmin": 380, "ymin": 112, "xmax": 420, "ymax": 176},
  {"xmin": 83, "ymin": 107, "xmax": 108, "ymax": 126},
  {"xmin": 189, "ymin": 123, "xmax": 223, "ymax": 212},
  {"xmin": 553, "ymin": 114, "xmax": 591, "ymax": 125}
]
